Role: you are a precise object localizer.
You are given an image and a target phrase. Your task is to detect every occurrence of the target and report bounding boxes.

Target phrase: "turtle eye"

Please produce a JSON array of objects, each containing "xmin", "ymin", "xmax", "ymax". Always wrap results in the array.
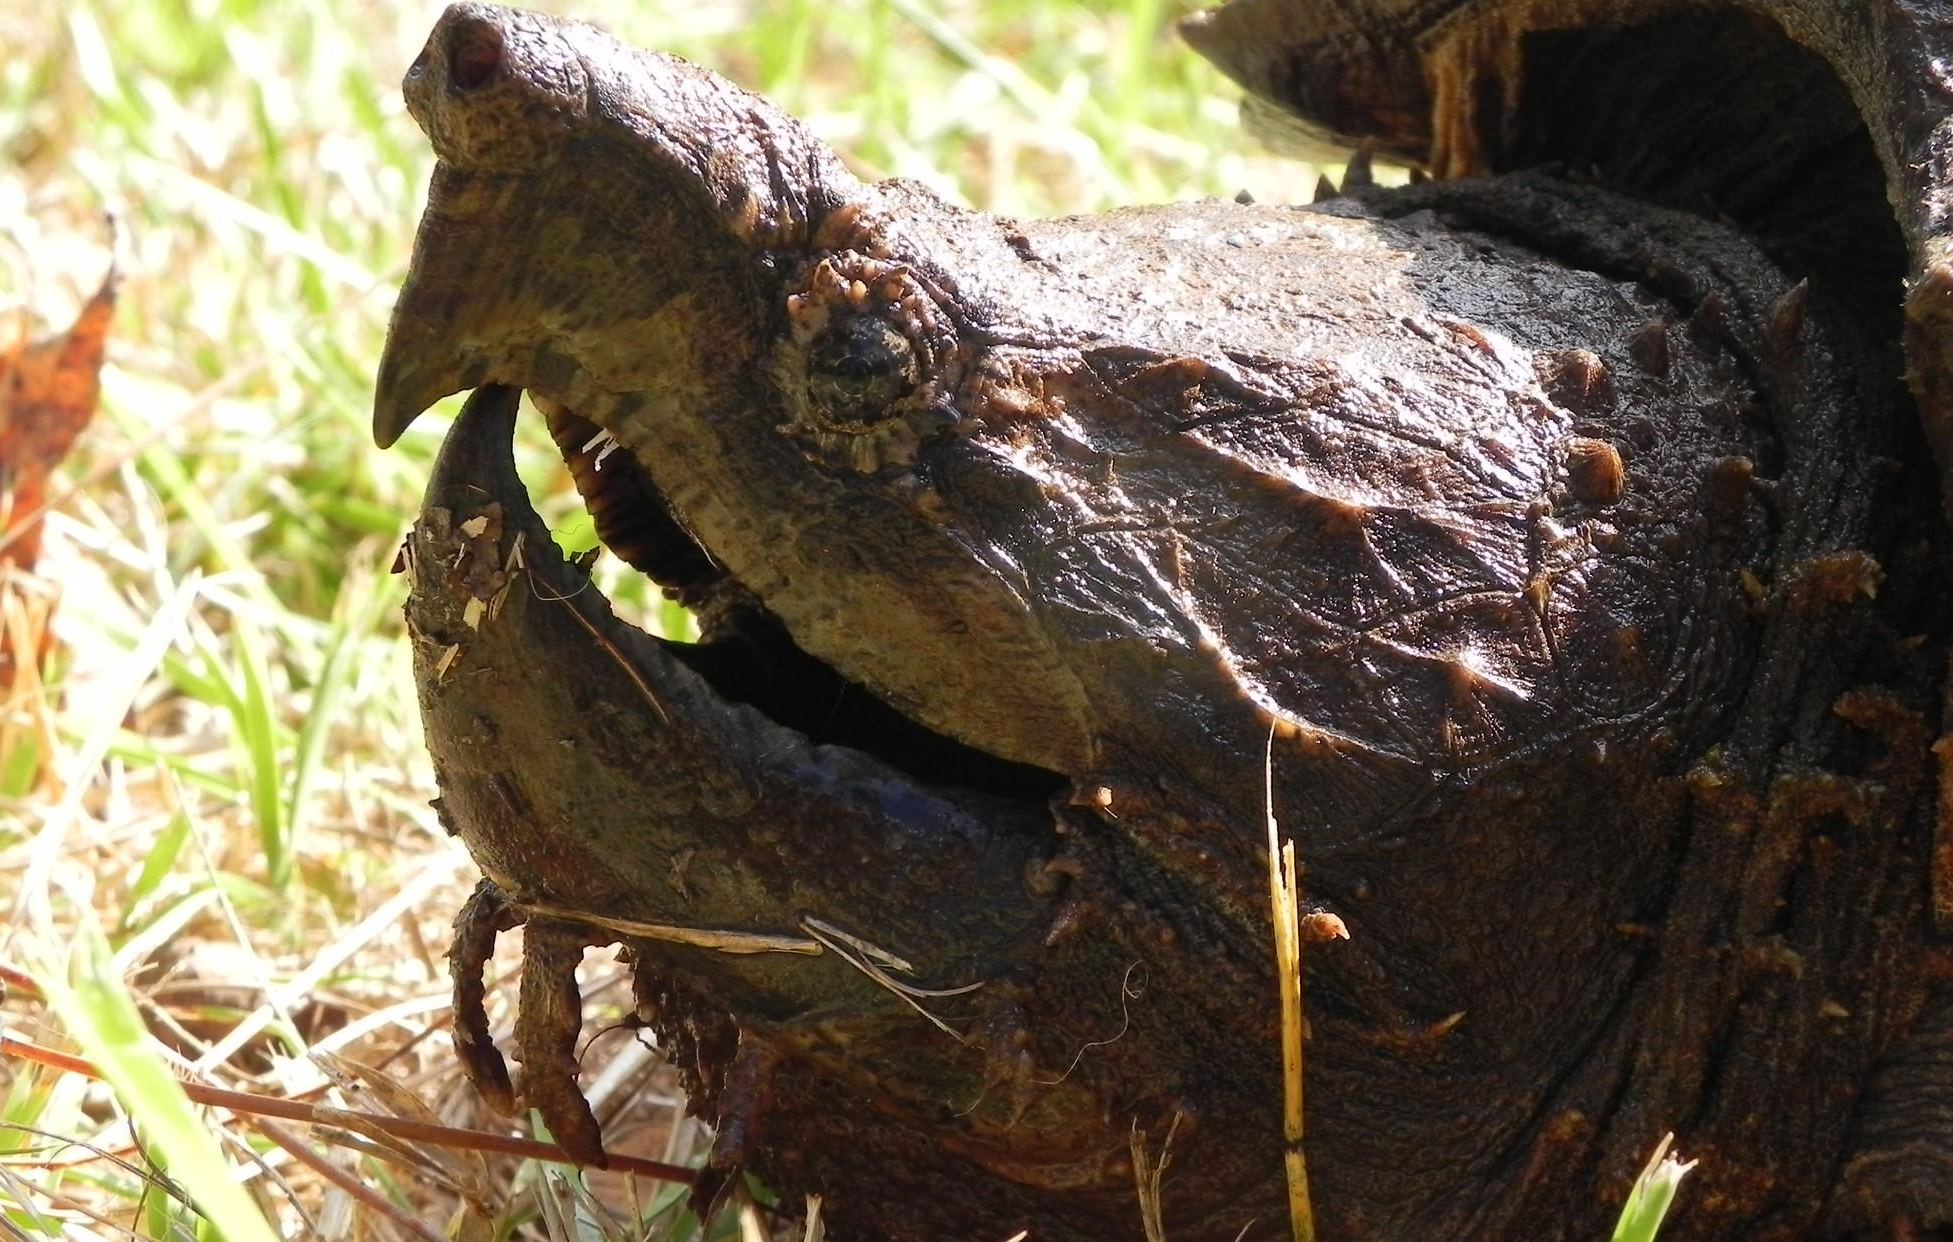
[
  {"xmin": 782, "ymin": 251, "xmax": 959, "ymax": 467},
  {"xmin": 806, "ymin": 314, "xmax": 920, "ymax": 428}
]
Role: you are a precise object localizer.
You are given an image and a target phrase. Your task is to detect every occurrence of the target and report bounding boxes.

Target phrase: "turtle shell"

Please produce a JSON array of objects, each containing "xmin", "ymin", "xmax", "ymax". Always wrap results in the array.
[{"xmin": 1184, "ymin": 0, "xmax": 1953, "ymax": 511}]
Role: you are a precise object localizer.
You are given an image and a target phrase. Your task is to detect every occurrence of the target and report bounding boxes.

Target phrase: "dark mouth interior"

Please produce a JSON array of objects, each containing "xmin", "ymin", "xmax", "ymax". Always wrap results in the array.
[
  {"xmin": 539, "ymin": 401, "xmax": 1066, "ymax": 803},
  {"xmin": 1506, "ymin": 10, "xmax": 1905, "ymax": 336}
]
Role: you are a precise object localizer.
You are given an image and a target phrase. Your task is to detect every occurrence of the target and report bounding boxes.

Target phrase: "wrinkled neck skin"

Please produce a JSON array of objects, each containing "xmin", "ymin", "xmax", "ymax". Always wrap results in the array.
[{"xmin": 381, "ymin": 8, "xmax": 1939, "ymax": 1238}]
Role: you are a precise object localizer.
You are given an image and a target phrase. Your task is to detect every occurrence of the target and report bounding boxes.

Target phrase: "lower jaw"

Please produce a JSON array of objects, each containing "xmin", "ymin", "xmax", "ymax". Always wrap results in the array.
[{"xmin": 405, "ymin": 385, "xmax": 1307, "ymax": 1242}]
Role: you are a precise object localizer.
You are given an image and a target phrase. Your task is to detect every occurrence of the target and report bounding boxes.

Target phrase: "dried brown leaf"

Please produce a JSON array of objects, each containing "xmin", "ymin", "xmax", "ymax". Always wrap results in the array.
[{"xmin": 0, "ymin": 259, "xmax": 117, "ymax": 570}]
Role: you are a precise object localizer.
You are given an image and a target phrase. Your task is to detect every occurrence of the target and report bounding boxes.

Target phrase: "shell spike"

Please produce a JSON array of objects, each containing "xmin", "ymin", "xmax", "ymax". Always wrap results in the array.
[
  {"xmin": 1343, "ymin": 140, "xmax": 1377, "ymax": 191},
  {"xmin": 1768, "ymin": 279, "xmax": 1811, "ymax": 356},
  {"xmin": 1688, "ymin": 290, "xmax": 1729, "ymax": 345}
]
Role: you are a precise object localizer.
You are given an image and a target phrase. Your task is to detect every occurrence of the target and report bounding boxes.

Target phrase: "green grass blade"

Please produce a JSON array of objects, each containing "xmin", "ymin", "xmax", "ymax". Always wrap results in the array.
[
  {"xmin": 1611, "ymin": 1133, "xmax": 1696, "ymax": 1242},
  {"xmin": 0, "ymin": 1065, "xmax": 55, "ymax": 1158},
  {"xmin": 1114, "ymin": 0, "xmax": 1168, "ymax": 127},
  {"xmin": 109, "ymin": 729, "xmax": 244, "ymax": 800},
  {"xmin": 0, "ymin": 730, "xmax": 42, "ymax": 800},
  {"xmin": 227, "ymin": 613, "xmax": 288, "ymax": 888},
  {"xmin": 122, "ymin": 811, "xmax": 193, "ymax": 928},
  {"xmin": 35, "ymin": 927, "xmax": 283, "ymax": 1242},
  {"xmin": 286, "ymin": 569, "xmax": 389, "ymax": 848}
]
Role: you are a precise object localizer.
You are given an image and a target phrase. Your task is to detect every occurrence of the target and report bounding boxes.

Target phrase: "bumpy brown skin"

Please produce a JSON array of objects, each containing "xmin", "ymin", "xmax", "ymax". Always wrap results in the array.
[
  {"xmin": 1187, "ymin": 0, "xmax": 1953, "ymax": 517},
  {"xmin": 381, "ymin": 4, "xmax": 1952, "ymax": 1240}
]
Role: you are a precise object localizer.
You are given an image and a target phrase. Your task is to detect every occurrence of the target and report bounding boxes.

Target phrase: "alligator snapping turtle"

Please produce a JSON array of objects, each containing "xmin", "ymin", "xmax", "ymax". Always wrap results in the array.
[{"xmin": 374, "ymin": 2, "xmax": 1953, "ymax": 1238}]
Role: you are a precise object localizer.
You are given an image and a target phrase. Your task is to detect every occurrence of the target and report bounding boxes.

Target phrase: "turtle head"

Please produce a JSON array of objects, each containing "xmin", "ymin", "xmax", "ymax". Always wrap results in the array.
[{"xmin": 375, "ymin": 3, "xmax": 1104, "ymax": 777}]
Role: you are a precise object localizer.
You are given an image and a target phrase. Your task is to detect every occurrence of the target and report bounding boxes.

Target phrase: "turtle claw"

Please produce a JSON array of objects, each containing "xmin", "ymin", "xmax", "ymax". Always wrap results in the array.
[
  {"xmin": 516, "ymin": 918, "xmax": 610, "ymax": 1167},
  {"xmin": 690, "ymin": 1036, "xmax": 779, "ymax": 1221},
  {"xmin": 449, "ymin": 878, "xmax": 521, "ymax": 1116}
]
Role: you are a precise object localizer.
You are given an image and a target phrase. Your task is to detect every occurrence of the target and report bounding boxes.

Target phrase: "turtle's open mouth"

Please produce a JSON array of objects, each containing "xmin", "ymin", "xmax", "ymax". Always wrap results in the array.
[
  {"xmin": 439, "ymin": 385, "xmax": 1066, "ymax": 806},
  {"xmin": 404, "ymin": 383, "xmax": 1074, "ymax": 1171}
]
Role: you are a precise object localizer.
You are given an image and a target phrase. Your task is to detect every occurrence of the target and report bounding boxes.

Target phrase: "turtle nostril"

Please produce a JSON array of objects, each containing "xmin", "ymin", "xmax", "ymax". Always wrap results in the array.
[
  {"xmin": 407, "ymin": 48, "xmax": 430, "ymax": 80},
  {"xmin": 448, "ymin": 27, "xmax": 504, "ymax": 92}
]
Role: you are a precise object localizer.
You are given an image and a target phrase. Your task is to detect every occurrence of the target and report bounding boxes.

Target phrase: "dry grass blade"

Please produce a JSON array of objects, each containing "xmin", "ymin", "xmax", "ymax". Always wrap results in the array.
[
  {"xmin": 1130, "ymin": 1111, "xmax": 1182, "ymax": 1242},
  {"xmin": 796, "ymin": 913, "xmax": 918, "ymax": 974},
  {"xmin": 0, "ymin": 568, "xmax": 56, "ymax": 789},
  {"xmin": 190, "ymin": 844, "xmax": 468, "ymax": 1072},
  {"xmin": 735, "ymin": 1181, "xmax": 770, "ymax": 1242},
  {"xmin": 6, "ymin": 569, "xmax": 199, "ymax": 939},
  {"xmin": 0, "ymin": 1034, "xmax": 699, "ymax": 1185},
  {"xmin": 248, "ymin": 1116, "xmax": 445, "ymax": 1242},
  {"xmin": 309, "ymin": 1049, "xmax": 495, "ymax": 1205},
  {"xmin": 518, "ymin": 900, "xmax": 823, "ymax": 955},
  {"xmin": 1265, "ymin": 729, "xmax": 1315, "ymax": 1242},
  {"xmin": 531, "ymin": 564, "xmax": 672, "ymax": 725},
  {"xmin": 797, "ymin": 917, "xmax": 972, "ymax": 1039}
]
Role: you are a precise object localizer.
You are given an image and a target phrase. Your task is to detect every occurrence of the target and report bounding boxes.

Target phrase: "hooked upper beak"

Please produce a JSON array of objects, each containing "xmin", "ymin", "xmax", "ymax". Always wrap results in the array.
[
  {"xmin": 377, "ymin": 2, "xmax": 595, "ymax": 447},
  {"xmin": 367, "ymin": 152, "xmax": 531, "ymax": 449},
  {"xmin": 372, "ymin": 163, "xmax": 508, "ymax": 447},
  {"xmin": 372, "ymin": 179, "xmax": 492, "ymax": 447},
  {"xmin": 373, "ymin": 307, "xmax": 470, "ymax": 450},
  {"xmin": 373, "ymin": 354, "xmax": 456, "ymax": 450}
]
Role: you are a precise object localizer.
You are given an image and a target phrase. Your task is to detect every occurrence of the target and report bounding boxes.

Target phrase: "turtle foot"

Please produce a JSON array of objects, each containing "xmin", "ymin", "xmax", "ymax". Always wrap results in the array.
[{"xmin": 446, "ymin": 878, "xmax": 609, "ymax": 1167}]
